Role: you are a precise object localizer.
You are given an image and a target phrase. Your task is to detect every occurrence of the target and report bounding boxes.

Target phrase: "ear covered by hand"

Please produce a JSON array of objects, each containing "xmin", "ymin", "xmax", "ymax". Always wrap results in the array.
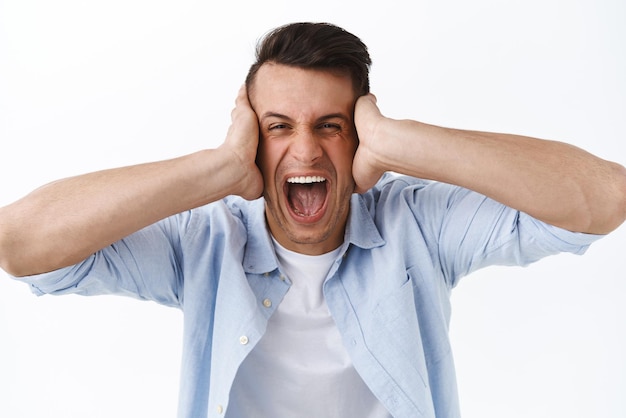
[
  {"xmin": 222, "ymin": 85, "xmax": 264, "ymax": 201},
  {"xmin": 353, "ymin": 93, "xmax": 387, "ymax": 194}
]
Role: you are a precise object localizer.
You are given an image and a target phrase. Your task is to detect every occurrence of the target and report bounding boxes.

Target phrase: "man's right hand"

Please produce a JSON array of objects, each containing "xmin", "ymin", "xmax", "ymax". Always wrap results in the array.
[{"xmin": 219, "ymin": 85, "xmax": 264, "ymax": 201}]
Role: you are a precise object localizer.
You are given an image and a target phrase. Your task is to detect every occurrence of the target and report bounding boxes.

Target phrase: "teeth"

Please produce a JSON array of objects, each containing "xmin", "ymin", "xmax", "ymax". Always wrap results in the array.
[{"xmin": 286, "ymin": 176, "xmax": 326, "ymax": 184}]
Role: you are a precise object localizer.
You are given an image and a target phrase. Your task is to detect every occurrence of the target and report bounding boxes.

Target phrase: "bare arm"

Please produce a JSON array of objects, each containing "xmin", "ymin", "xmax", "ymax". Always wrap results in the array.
[
  {"xmin": 353, "ymin": 94, "xmax": 626, "ymax": 234},
  {"xmin": 0, "ymin": 87, "xmax": 263, "ymax": 277}
]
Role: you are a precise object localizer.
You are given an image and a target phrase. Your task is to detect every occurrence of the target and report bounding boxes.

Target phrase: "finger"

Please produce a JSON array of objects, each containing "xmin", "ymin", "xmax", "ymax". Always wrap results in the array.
[{"xmin": 235, "ymin": 84, "xmax": 249, "ymax": 106}]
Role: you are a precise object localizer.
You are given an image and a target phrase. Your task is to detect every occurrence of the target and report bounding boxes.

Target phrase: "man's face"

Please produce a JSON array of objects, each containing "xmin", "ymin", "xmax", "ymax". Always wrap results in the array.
[{"xmin": 249, "ymin": 63, "xmax": 359, "ymax": 255}]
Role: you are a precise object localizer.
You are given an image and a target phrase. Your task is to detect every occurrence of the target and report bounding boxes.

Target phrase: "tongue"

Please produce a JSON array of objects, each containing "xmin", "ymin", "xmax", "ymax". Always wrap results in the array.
[{"xmin": 288, "ymin": 183, "xmax": 326, "ymax": 216}]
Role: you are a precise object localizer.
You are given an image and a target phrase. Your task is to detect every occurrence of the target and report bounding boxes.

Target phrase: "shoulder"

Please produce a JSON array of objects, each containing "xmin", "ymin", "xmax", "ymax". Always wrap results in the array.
[
  {"xmin": 177, "ymin": 196, "xmax": 265, "ymax": 239},
  {"xmin": 360, "ymin": 173, "xmax": 462, "ymax": 213}
]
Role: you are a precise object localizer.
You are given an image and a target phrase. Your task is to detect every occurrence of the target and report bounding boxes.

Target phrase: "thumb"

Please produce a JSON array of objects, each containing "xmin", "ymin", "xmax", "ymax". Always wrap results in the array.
[{"xmin": 352, "ymin": 146, "xmax": 383, "ymax": 194}]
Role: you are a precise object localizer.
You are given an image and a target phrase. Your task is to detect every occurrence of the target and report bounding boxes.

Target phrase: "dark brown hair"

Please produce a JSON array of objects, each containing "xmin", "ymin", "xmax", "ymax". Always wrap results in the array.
[{"xmin": 245, "ymin": 22, "xmax": 372, "ymax": 97}]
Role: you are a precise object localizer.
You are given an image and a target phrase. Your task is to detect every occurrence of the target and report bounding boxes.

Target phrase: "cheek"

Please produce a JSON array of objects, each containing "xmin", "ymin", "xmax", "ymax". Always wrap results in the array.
[
  {"xmin": 255, "ymin": 139, "xmax": 270, "ymax": 171},
  {"xmin": 256, "ymin": 142, "xmax": 280, "ymax": 183},
  {"xmin": 330, "ymin": 143, "xmax": 358, "ymax": 176}
]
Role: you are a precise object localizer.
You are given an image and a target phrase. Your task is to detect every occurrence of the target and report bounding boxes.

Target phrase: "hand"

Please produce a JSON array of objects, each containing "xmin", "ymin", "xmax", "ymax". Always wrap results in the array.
[
  {"xmin": 220, "ymin": 85, "xmax": 264, "ymax": 200},
  {"xmin": 353, "ymin": 93, "xmax": 387, "ymax": 193}
]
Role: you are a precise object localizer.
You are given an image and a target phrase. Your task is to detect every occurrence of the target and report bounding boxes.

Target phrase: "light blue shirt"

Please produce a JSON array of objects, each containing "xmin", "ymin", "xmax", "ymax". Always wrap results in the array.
[{"xmin": 17, "ymin": 175, "xmax": 600, "ymax": 418}]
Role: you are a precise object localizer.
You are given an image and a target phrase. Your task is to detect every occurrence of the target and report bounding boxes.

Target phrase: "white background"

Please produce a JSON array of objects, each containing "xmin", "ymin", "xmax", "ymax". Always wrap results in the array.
[{"xmin": 1, "ymin": 0, "xmax": 625, "ymax": 417}]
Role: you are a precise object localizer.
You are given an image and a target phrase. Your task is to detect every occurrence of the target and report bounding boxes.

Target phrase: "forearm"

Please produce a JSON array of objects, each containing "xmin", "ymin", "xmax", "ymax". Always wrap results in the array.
[
  {"xmin": 0, "ymin": 148, "xmax": 246, "ymax": 277},
  {"xmin": 373, "ymin": 118, "xmax": 626, "ymax": 234}
]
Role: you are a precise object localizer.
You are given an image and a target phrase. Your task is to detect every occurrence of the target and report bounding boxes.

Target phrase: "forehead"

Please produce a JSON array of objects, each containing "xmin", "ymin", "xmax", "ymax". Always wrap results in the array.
[{"xmin": 249, "ymin": 63, "xmax": 356, "ymax": 117}]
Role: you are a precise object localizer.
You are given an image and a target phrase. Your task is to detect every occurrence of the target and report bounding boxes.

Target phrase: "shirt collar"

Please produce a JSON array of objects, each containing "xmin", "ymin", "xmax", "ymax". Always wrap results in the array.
[
  {"xmin": 345, "ymin": 193, "xmax": 386, "ymax": 250},
  {"xmin": 242, "ymin": 198, "xmax": 279, "ymax": 275},
  {"xmin": 242, "ymin": 193, "xmax": 385, "ymax": 274}
]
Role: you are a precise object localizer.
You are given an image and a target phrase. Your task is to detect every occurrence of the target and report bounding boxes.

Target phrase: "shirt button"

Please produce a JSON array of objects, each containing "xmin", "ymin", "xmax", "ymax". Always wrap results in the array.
[
  {"xmin": 239, "ymin": 335, "xmax": 249, "ymax": 345},
  {"xmin": 279, "ymin": 274, "xmax": 286, "ymax": 281},
  {"xmin": 217, "ymin": 404, "xmax": 224, "ymax": 414},
  {"xmin": 262, "ymin": 298, "xmax": 272, "ymax": 308}
]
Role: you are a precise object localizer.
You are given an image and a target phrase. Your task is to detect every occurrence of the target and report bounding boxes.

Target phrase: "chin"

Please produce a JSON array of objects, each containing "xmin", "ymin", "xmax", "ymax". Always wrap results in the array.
[{"xmin": 284, "ymin": 226, "xmax": 331, "ymax": 246}]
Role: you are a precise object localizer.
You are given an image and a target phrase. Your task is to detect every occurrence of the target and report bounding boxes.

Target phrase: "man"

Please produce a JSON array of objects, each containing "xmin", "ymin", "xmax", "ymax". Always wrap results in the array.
[{"xmin": 0, "ymin": 22, "xmax": 624, "ymax": 418}]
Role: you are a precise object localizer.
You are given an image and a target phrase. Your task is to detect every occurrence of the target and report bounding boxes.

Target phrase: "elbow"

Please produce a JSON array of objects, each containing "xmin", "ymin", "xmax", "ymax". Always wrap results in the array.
[
  {"xmin": 0, "ymin": 231, "xmax": 64, "ymax": 278},
  {"xmin": 0, "ymin": 220, "xmax": 15, "ymax": 276},
  {"xmin": 585, "ymin": 161, "xmax": 626, "ymax": 235},
  {"xmin": 0, "ymin": 220, "xmax": 84, "ymax": 278},
  {"xmin": 611, "ymin": 163, "xmax": 626, "ymax": 231},
  {"xmin": 0, "ymin": 259, "xmax": 27, "ymax": 278},
  {"xmin": 0, "ymin": 206, "xmax": 23, "ymax": 276},
  {"xmin": 0, "ymin": 231, "xmax": 30, "ymax": 278},
  {"xmin": 0, "ymin": 241, "xmax": 51, "ymax": 278},
  {"xmin": 556, "ymin": 161, "xmax": 626, "ymax": 235},
  {"xmin": 0, "ymin": 209, "xmax": 41, "ymax": 278},
  {"xmin": 0, "ymin": 237, "xmax": 23, "ymax": 278}
]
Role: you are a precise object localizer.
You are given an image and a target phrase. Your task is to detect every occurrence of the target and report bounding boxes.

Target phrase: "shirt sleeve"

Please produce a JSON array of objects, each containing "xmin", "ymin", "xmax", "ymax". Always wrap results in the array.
[
  {"xmin": 398, "ymin": 177, "xmax": 604, "ymax": 288},
  {"xmin": 11, "ymin": 210, "xmax": 193, "ymax": 308}
]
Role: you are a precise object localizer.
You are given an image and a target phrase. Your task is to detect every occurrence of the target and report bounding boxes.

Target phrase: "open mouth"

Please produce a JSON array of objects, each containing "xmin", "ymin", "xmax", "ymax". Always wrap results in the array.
[{"xmin": 285, "ymin": 176, "xmax": 329, "ymax": 219}]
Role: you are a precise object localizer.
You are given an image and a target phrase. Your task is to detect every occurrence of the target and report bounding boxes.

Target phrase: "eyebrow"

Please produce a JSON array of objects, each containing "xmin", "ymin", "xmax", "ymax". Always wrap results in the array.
[{"xmin": 260, "ymin": 112, "xmax": 350, "ymax": 124}]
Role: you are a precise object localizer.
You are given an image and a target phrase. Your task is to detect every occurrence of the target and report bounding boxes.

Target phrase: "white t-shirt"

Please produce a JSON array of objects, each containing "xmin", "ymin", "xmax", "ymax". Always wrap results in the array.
[{"xmin": 226, "ymin": 239, "xmax": 391, "ymax": 418}]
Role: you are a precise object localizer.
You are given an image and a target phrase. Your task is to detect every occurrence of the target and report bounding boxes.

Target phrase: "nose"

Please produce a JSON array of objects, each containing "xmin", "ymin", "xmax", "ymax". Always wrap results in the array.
[{"xmin": 290, "ymin": 130, "xmax": 323, "ymax": 163}]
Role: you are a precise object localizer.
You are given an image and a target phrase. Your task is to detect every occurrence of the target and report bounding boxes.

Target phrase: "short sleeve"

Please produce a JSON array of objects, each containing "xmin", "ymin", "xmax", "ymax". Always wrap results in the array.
[
  {"xmin": 12, "ymin": 210, "xmax": 193, "ymax": 308},
  {"xmin": 374, "ymin": 176, "xmax": 604, "ymax": 288}
]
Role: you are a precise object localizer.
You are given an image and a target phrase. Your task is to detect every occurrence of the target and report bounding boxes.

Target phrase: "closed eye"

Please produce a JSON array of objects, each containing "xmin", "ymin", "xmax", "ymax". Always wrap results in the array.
[{"xmin": 318, "ymin": 122, "xmax": 342, "ymax": 133}]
